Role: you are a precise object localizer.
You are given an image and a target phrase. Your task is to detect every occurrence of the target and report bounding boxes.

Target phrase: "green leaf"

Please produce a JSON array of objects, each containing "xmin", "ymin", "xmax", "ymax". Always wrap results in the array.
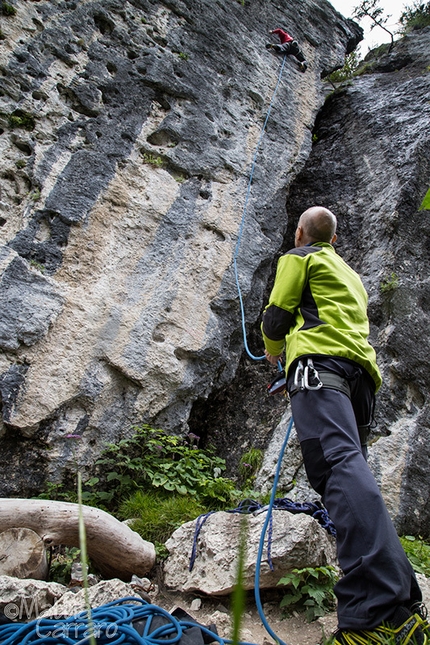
[{"xmin": 420, "ymin": 187, "xmax": 430, "ymax": 210}]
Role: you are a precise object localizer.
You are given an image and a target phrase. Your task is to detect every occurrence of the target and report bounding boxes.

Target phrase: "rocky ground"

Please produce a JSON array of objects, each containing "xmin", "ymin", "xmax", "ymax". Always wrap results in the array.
[
  {"xmin": 158, "ymin": 589, "xmax": 338, "ymax": 645},
  {"xmin": 153, "ymin": 571, "xmax": 430, "ymax": 645}
]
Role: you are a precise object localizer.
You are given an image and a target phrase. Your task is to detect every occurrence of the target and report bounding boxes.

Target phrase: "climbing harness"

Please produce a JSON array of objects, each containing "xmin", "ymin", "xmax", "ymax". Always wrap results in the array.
[
  {"xmin": 233, "ymin": 54, "xmax": 287, "ymax": 362},
  {"xmin": 290, "ymin": 357, "xmax": 351, "ymax": 398},
  {"xmin": 0, "ymin": 597, "xmax": 256, "ymax": 645}
]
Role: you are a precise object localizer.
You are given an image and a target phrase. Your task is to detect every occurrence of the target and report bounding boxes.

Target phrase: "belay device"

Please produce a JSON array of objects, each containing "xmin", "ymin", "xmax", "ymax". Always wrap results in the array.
[{"xmin": 267, "ymin": 369, "xmax": 287, "ymax": 395}]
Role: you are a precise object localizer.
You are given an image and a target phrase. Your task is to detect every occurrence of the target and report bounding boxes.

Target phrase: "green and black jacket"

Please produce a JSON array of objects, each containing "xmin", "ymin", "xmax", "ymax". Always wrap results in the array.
[{"xmin": 261, "ymin": 242, "xmax": 382, "ymax": 391}]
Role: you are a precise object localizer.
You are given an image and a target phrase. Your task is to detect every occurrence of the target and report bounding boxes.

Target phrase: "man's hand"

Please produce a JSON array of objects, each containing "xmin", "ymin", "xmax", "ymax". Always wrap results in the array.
[{"xmin": 264, "ymin": 350, "xmax": 283, "ymax": 366}]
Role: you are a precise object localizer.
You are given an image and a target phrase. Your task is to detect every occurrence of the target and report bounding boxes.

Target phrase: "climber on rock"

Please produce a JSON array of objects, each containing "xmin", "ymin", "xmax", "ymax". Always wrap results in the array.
[{"xmin": 266, "ymin": 28, "xmax": 307, "ymax": 72}]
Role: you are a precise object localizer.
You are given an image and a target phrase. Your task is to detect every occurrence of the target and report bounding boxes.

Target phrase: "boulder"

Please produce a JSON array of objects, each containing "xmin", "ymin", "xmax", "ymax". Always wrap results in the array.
[
  {"xmin": 163, "ymin": 510, "xmax": 337, "ymax": 595},
  {"xmin": 40, "ymin": 579, "xmax": 143, "ymax": 618},
  {"xmin": 0, "ymin": 575, "xmax": 66, "ymax": 621}
]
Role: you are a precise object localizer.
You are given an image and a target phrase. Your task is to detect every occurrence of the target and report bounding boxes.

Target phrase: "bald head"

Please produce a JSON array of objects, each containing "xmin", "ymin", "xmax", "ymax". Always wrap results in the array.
[{"xmin": 295, "ymin": 206, "xmax": 337, "ymax": 247}]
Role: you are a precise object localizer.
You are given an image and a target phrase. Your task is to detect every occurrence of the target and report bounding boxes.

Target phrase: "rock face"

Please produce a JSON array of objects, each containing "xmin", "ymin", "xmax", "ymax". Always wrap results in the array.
[
  {"xmin": 248, "ymin": 27, "xmax": 430, "ymax": 535},
  {"xmin": 0, "ymin": 0, "xmax": 359, "ymax": 494}
]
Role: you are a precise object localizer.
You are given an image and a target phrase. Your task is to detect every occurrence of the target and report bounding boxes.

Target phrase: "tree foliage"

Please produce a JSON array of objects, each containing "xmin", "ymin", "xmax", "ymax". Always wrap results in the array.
[
  {"xmin": 399, "ymin": 1, "xmax": 430, "ymax": 33},
  {"xmin": 353, "ymin": 0, "xmax": 394, "ymax": 50}
]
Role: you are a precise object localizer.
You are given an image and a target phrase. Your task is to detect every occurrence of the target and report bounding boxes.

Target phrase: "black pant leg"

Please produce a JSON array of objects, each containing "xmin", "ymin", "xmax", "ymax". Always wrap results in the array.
[{"xmin": 287, "ymin": 367, "xmax": 421, "ymax": 630}]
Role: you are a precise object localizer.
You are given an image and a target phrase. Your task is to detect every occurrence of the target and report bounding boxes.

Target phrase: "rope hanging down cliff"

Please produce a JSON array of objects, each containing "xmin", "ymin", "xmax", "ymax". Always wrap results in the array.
[{"xmin": 233, "ymin": 54, "xmax": 287, "ymax": 362}]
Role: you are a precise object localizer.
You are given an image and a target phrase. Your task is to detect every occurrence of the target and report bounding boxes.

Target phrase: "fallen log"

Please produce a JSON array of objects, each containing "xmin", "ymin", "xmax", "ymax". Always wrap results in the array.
[
  {"xmin": 0, "ymin": 499, "xmax": 156, "ymax": 581},
  {"xmin": 0, "ymin": 527, "xmax": 48, "ymax": 580}
]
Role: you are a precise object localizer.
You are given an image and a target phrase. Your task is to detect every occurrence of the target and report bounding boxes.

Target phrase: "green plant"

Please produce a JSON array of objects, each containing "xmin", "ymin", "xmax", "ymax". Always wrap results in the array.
[
  {"xmin": 327, "ymin": 51, "xmax": 360, "ymax": 86},
  {"xmin": 277, "ymin": 566, "xmax": 338, "ymax": 622},
  {"xmin": 142, "ymin": 152, "xmax": 164, "ymax": 167},
  {"xmin": 15, "ymin": 159, "xmax": 26, "ymax": 169},
  {"xmin": 93, "ymin": 424, "xmax": 238, "ymax": 509},
  {"xmin": 1, "ymin": 2, "xmax": 17, "ymax": 16},
  {"xmin": 238, "ymin": 448, "xmax": 263, "ymax": 487},
  {"xmin": 30, "ymin": 259, "xmax": 45, "ymax": 273},
  {"xmin": 400, "ymin": 536, "xmax": 430, "ymax": 576},
  {"xmin": 48, "ymin": 546, "xmax": 81, "ymax": 585},
  {"xmin": 353, "ymin": 0, "xmax": 395, "ymax": 51},
  {"xmin": 30, "ymin": 188, "xmax": 41, "ymax": 201},
  {"xmin": 380, "ymin": 272, "xmax": 399, "ymax": 293},
  {"xmin": 178, "ymin": 52, "xmax": 189, "ymax": 61},
  {"xmin": 399, "ymin": 1, "xmax": 430, "ymax": 33},
  {"xmin": 37, "ymin": 480, "xmax": 76, "ymax": 502},
  {"xmin": 231, "ymin": 517, "xmax": 248, "ymax": 645},
  {"xmin": 8, "ymin": 110, "xmax": 35, "ymax": 131},
  {"xmin": 419, "ymin": 186, "xmax": 430, "ymax": 210},
  {"xmin": 119, "ymin": 490, "xmax": 205, "ymax": 549},
  {"xmin": 77, "ymin": 472, "xmax": 97, "ymax": 645}
]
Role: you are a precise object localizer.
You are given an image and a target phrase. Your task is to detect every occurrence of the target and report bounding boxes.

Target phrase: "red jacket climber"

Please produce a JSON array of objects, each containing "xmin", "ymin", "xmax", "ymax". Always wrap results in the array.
[{"xmin": 266, "ymin": 28, "xmax": 308, "ymax": 72}]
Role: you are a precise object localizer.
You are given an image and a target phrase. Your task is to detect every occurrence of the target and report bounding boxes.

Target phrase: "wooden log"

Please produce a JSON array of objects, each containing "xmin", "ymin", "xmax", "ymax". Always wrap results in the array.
[
  {"xmin": 0, "ymin": 499, "xmax": 156, "ymax": 581},
  {"xmin": 0, "ymin": 527, "xmax": 48, "ymax": 580}
]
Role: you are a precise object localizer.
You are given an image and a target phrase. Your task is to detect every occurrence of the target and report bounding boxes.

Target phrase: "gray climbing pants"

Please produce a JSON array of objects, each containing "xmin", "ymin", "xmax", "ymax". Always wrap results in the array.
[{"xmin": 287, "ymin": 356, "xmax": 421, "ymax": 630}]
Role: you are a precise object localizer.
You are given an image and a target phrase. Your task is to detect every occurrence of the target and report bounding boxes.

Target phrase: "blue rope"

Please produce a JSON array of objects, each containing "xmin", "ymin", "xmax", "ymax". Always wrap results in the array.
[
  {"xmin": 188, "ymin": 493, "xmax": 335, "ymax": 572},
  {"xmin": 233, "ymin": 55, "xmax": 287, "ymax": 362},
  {"xmin": 254, "ymin": 415, "xmax": 294, "ymax": 645},
  {"xmin": 0, "ymin": 597, "xmax": 257, "ymax": 645}
]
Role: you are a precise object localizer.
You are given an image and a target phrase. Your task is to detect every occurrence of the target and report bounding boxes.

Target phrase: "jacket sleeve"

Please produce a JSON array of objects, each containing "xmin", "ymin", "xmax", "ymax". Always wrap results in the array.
[{"xmin": 261, "ymin": 252, "xmax": 308, "ymax": 355}]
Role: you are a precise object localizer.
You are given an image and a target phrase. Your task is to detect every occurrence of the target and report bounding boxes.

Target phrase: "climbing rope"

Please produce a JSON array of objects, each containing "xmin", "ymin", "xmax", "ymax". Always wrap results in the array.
[
  {"xmin": 234, "ymin": 55, "xmax": 287, "ymax": 361},
  {"xmin": 254, "ymin": 416, "xmax": 294, "ymax": 645},
  {"xmin": 189, "ymin": 494, "xmax": 335, "ymax": 572},
  {"xmin": 0, "ymin": 597, "xmax": 257, "ymax": 645}
]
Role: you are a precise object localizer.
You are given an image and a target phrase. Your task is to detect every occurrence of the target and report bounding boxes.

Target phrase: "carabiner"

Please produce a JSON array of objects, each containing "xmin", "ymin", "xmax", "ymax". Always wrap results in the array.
[
  {"xmin": 303, "ymin": 358, "xmax": 323, "ymax": 390},
  {"xmin": 294, "ymin": 359, "xmax": 305, "ymax": 390}
]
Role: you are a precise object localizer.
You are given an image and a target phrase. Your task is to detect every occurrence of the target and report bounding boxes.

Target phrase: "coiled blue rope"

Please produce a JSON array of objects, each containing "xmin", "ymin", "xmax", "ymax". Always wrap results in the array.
[
  {"xmin": 233, "ymin": 55, "xmax": 287, "ymax": 361},
  {"xmin": 0, "ymin": 597, "xmax": 257, "ymax": 645}
]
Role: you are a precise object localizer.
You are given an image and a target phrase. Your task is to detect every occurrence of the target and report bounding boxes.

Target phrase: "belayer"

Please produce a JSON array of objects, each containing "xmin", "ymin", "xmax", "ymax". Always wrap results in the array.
[
  {"xmin": 261, "ymin": 206, "xmax": 429, "ymax": 645},
  {"xmin": 266, "ymin": 28, "xmax": 307, "ymax": 72}
]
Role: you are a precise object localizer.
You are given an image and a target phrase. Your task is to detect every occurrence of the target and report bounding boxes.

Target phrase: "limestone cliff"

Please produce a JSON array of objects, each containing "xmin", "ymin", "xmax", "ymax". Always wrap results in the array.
[{"xmin": 0, "ymin": 0, "xmax": 359, "ymax": 493}]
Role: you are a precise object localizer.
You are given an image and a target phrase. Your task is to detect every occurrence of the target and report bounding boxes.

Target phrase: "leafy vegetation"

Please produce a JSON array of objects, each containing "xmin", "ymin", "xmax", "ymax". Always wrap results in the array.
[
  {"xmin": 419, "ymin": 186, "xmax": 430, "ymax": 210},
  {"xmin": 238, "ymin": 447, "xmax": 263, "ymax": 488},
  {"xmin": 353, "ymin": 0, "xmax": 394, "ymax": 51},
  {"xmin": 400, "ymin": 536, "xmax": 430, "ymax": 576},
  {"xmin": 39, "ymin": 424, "xmax": 277, "ymax": 571},
  {"xmin": 119, "ymin": 490, "xmax": 205, "ymax": 553},
  {"xmin": 277, "ymin": 566, "xmax": 338, "ymax": 622},
  {"xmin": 39, "ymin": 425, "xmax": 262, "ymax": 555},
  {"xmin": 1, "ymin": 2, "xmax": 16, "ymax": 16},
  {"xmin": 380, "ymin": 271, "xmax": 399, "ymax": 293},
  {"xmin": 8, "ymin": 110, "xmax": 36, "ymax": 131},
  {"xmin": 399, "ymin": 1, "xmax": 430, "ymax": 33},
  {"xmin": 327, "ymin": 51, "xmax": 360, "ymax": 86},
  {"xmin": 92, "ymin": 425, "xmax": 239, "ymax": 508},
  {"xmin": 142, "ymin": 152, "xmax": 164, "ymax": 167},
  {"xmin": 48, "ymin": 546, "xmax": 81, "ymax": 585}
]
